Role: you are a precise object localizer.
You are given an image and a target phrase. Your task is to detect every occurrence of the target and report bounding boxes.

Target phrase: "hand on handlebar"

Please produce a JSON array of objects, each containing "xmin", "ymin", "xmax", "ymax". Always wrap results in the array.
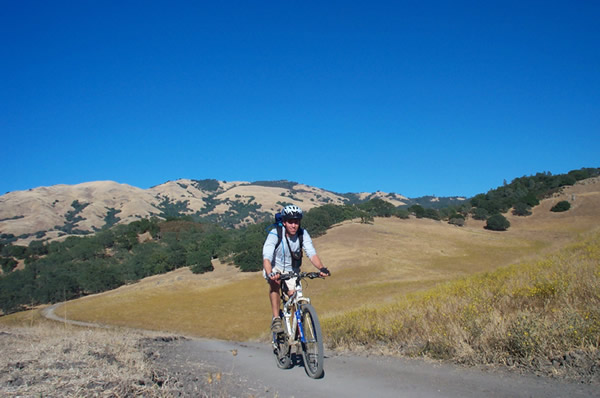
[{"xmin": 268, "ymin": 271, "xmax": 281, "ymax": 281}]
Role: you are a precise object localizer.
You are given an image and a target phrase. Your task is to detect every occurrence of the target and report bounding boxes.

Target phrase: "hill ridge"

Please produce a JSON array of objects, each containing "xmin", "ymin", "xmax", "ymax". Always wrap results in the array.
[{"xmin": 2, "ymin": 178, "xmax": 459, "ymax": 245}]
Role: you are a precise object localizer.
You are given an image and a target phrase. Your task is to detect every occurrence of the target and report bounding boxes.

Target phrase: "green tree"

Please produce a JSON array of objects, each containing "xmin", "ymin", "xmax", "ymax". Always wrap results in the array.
[
  {"xmin": 550, "ymin": 201, "xmax": 571, "ymax": 212},
  {"xmin": 512, "ymin": 202, "xmax": 532, "ymax": 216},
  {"xmin": 471, "ymin": 207, "xmax": 489, "ymax": 221},
  {"xmin": 188, "ymin": 249, "xmax": 214, "ymax": 274},
  {"xmin": 28, "ymin": 240, "xmax": 48, "ymax": 257},
  {"xmin": 1, "ymin": 257, "xmax": 18, "ymax": 273},
  {"xmin": 1, "ymin": 245, "xmax": 27, "ymax": 259},
  {"xmin": 76, "ymin": 259, "xmax": 121, "ymax": 294},
  {"xmin": 408, "ymin": 205, "xmax": 425, "ymax": 218},
  {"xmin": 448, "ymin": 214, "xmax": 465, "ymax": 227},
  {"xmin": 0, "ymin": 268, "xmax": 36, "ymax": 313},
  {"xmin": 395, "ymin": 209, "xmax": 409, "ymax": 219},
  {"xmin": 485, "ymin": 214, "xmax": 510, "ymax": 231},
  {"xmin": 423, "ymin": 208, "xmax": 441, "ymax": 220},
  {"xmin": 358, "ymin": 199, "xmax": 395, "ymax": 217}
]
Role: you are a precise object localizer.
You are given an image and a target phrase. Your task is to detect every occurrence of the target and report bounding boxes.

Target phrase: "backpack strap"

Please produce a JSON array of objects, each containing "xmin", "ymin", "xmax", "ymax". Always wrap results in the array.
[
  {"xmin": 274, "ymin": 225, "xmax": 284, "ymax": 251},
  {"xmin": 272, "ymin": 226, "xmax": 304, "ymax": 267},
  {"xmin": 298, "ymin": 227, "xmax": 304, "ymax": 248}
]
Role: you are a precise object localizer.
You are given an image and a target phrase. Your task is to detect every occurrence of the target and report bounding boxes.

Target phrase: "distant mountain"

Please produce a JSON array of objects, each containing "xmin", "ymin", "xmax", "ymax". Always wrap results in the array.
[
  {"xmin": 3, "ymin": 179, "xmax": 461, "ymax": 245},
  {"xmin": 0, "ymin": 178, "xmax": 469, "ymax": 245},
  {"xmin": 399, "ymin": 195, "xmax": 468, "ymax": 209}
]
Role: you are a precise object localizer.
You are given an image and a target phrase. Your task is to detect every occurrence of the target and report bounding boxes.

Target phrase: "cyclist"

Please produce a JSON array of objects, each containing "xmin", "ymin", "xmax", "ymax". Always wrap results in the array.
[{"xmin": 263, "ymin": 204, "xmax": 329, "ymax": 333}]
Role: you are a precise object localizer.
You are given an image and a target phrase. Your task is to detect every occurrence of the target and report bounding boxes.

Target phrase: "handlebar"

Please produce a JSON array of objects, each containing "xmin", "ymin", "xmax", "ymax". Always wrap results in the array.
[{"xmin": 279, "ymin": 271, "xmax": 327, "ymax": 281}]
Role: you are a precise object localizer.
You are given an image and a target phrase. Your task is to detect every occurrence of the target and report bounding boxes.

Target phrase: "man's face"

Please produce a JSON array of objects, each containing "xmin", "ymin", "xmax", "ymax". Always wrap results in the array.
[{"xmin": 283, "ymin": 218, "xmax": 300, "ymax": 235}]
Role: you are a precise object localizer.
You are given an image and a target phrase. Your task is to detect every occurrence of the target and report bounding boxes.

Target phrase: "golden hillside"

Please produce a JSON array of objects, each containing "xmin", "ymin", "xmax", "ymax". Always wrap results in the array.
[
  {"xmin": 50, "ymin": 177, "xmax": 600, "ymax": 340},
  {"xmin": 0, "ymin": 179, "xmax": 367, "ymax": 245}
]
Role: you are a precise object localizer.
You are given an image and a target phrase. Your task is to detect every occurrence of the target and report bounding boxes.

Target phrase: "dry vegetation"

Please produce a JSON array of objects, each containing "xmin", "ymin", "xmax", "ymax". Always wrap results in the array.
[
  {"xmin": 44, "ymin": 179, "xmax": 600, "ymax": 345},
  {"xmin": 324, "ymin": 229, "xmax": 600, "ymax": 382},
  {"xmin": 0, "ymin": 313, "xmax": 247, "ymax": 397},
  {"xmin": 0, "ymin": 179, "xmax": 351, "ymax": 245},
  {"xmin": 0, "ymin": 318, "xmax": 175, "ymax": 397},
  {"xmin": 3, "ymin": 177, "xmax": 599, "ymax": 388}
]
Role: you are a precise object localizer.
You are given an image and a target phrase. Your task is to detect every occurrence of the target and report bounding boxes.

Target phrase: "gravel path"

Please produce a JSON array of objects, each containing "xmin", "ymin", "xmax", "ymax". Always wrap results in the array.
[
  {"xmin": 44, "ymin": 304, "xmax": 600, "ymax": 397},
  {"xmin": 145, "ymin": 337, "xmax": 600, "ymax": 398}
]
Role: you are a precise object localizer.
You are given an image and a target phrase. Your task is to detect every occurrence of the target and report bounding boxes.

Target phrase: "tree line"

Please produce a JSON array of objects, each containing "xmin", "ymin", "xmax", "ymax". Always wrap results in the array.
[
  {"xmin": 0, "ymin": 199, "xmax": 393, "ymax": 314},
  {"xmin": 1, "ymin": 167, "xmax": 597, "ymax": 314}
]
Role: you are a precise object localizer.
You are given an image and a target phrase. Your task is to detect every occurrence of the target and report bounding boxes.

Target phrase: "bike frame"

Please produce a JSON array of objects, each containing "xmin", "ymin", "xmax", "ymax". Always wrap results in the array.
[
  {"xmin": 272, "ymin": 271, "xmax": 326, "ymax": 378},
  {"xmin": 281, "ymin": 284, "xmax": 311, "ymax": 346}
]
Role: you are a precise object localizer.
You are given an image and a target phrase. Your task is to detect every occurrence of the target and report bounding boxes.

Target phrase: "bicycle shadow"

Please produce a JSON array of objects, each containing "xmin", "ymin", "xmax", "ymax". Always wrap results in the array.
[{"xmin": 291, "ymin": 353, "xmax": 326, "ymax": 379}]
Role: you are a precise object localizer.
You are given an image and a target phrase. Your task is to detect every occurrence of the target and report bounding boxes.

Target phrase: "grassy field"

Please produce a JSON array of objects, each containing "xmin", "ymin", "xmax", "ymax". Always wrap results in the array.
[
  {"xmin": 324, "ymin": 228, "xmax": 600, "ymax": 381},
  {"xmin": 44, "ymin": 218, "xmax": 547, "ymax": 341},
  {"xmin": 19, "ymin": 178, "xmax": 596, "ymax": 345}
]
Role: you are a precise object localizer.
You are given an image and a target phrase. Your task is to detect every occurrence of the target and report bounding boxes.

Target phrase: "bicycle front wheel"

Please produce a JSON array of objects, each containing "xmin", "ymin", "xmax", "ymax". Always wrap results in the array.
[{"xmin": 300, "ymin": 303, "xmax": 324, "ymax": 378}]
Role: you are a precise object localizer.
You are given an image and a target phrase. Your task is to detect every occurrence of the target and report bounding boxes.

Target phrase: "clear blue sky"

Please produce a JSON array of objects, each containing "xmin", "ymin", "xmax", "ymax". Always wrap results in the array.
[{"xmin": 2, "ymin": 1, "xmax": 598, "ymax": 198}]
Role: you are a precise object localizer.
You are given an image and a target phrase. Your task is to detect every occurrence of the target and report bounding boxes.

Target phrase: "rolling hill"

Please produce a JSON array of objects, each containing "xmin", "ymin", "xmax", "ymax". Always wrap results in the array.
[
  {"xmin": 42, "ymin": 176, "xmax": 600, "ymax": 340},
  {"xmin": 0, "ymin": 179, "xmax": 463, "ymax": 245}
]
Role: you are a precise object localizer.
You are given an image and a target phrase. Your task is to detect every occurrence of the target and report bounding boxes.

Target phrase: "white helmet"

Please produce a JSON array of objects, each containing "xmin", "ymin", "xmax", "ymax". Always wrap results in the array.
[{"xmin": 282, "ymin": 204, "xmax": 303, "ymax": 220}]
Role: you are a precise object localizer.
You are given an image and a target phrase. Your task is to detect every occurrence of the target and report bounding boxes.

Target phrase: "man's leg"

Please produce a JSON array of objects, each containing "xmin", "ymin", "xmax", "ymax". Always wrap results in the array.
[
  {"xmin": 269, "ymin": 280, "xmax": 280, "ymax": 318},
  {"xmin": 269, "ymin": 280, "xmax": 283, "ymax": 333}
]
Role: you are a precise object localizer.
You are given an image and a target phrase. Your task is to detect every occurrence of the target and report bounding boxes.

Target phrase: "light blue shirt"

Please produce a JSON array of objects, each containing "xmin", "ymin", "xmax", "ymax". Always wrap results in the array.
[{"xmin": 262, "ymin": 228, "xmax": 317, "ymax": 273}]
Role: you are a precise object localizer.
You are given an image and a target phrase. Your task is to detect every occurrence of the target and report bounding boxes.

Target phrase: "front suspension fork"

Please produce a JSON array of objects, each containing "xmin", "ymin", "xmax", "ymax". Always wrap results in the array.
[{"xmin": 295, "ymin": 307, "xmax": 306, "ymax": 343}]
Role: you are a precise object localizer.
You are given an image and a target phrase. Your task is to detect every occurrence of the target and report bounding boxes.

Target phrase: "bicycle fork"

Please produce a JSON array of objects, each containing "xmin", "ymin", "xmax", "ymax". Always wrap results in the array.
[{"xmin": 295, "ymin": 307, "xmax": 306, "ymax": 344}]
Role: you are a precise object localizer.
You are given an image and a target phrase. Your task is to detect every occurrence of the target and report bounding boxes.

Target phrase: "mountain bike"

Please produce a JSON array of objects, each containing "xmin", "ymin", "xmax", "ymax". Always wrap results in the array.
[{"xmin": 272, "ymin": 271, "xmax": 326, "ymax": 379}]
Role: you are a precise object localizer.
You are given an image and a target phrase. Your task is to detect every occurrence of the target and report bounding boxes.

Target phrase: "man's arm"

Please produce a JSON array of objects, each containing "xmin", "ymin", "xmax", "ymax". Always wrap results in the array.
[
  {"xmin": 302, "ymin": 230, "xmax": 329, "ymax": 276},
  {"xmin": 263, "ymin": 231, "xmax": 280, "ymax": 280},
  {"xmin": 309, "ymin": 254, "xmax": 330, "ymax": 276},
  {"xmin": 263, "ymin": 258, "xmax": 280, "ymax": 280}
]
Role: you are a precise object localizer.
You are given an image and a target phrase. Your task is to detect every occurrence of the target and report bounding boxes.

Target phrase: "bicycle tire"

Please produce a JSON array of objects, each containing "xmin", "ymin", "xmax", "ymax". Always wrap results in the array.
[
  {"xmin": 300, "ymin": 304, "xmax": 324, "ymax": 378},
  {"xmin": 274, "ymin": 333, "xmax": 293, "ymax": 369}
]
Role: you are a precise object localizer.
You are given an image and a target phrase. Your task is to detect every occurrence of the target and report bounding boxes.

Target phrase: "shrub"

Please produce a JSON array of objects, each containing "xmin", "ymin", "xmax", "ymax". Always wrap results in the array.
[
  {"xmin": 187, "ymin": 248, "xmax": 214, "ymax": 274},
  {"xmin": 448, "ymin": 215, "xmax": 465, "ymax": 227},
  {"xmin": 550, "ymin": 201, "xmax": 571, "ymax": 212},
  {"xmin": 485, "ymin": 214, "xmax": 510, "ymax": 231},
  {"xmin": 1, "ymin": 257, "xmax": 18, "ymax": 273},
  {"xmin": 512, "ymin": 202, "xmax": 532, "ymax": 216},
  {"xmin": 423, "ymin": 208, "xmax": 440, "ymax": 221},
  {"xmin": 471, "ymin": 207, "xmax": 489, "ymax": 220},
  {"xmin": 395, "ymin": 209, "xmax": 409, "ymax": 219},
  {"xmin": 409, "ymin": 205, "xmax": 425, "ymax": 218}
]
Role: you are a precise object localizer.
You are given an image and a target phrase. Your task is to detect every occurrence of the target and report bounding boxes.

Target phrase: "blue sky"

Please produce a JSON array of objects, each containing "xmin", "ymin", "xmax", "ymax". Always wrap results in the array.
[{"xmin": 1, "ymin": 1, "xmax": 598, "ymax": 198}]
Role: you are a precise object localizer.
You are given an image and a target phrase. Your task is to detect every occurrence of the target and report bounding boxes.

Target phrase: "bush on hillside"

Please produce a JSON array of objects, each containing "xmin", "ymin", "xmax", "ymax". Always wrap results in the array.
[
  {"xmin": 512, "ymin": 202, "xmax": 532, "ymax": 216},
  {"xmin": 550, "ymin": 201, "xmax": 571, "ymax": 212},
  {"xmin": 471, "ymin": 207, "xmax": 489, "ymax": 221},
  {"xmin": 448, "ymin": 214, "xmax": 465, "ymax": 227},
  {"xmin": 395, "ymin": 209, "xmax": 410, "ymax": 219},
  {"xmin": 189, "ymin": 250, "xmax": 214, "ymax": 274},
  {"xmin": 409, "ymin": 205, "xmax": 425, "ymax": 218},
  {"xmin": 423, "ymin": 208, "xmax": 441, "ymax": 221},
  {"xmin": 485, "ymin": 214, "xmax": 510, "ymax": 231},
  {"xmin": 1, "ymin": 257, "xmax": 18, "ymax": 273}
]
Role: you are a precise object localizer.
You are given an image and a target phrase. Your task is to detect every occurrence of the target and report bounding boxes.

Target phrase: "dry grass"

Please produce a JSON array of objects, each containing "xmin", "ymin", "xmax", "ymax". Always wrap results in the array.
[
  {"xmin": 57, "ymin": 218, "xmax": 546, "ymax": 341},
  {"xmin": 0, "ymin": 321, "xmax": 176, "ymax": 397},
  {"xmin": 324, "ymin": 229, "xmax": 600, "ymax": 381},
  {"xmin": 34, "ymin": 179, "xmax": 600, "ymax": 345}
]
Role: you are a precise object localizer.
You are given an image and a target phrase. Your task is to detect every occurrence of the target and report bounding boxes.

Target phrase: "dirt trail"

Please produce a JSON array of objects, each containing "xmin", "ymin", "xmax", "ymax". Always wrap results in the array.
[
  {"xmin": 41, "ymin": 304, "xmax": 109, "ymax": 328},
  {"xmin": 146, "ymin": 337, "xmax": 599, "ymax": 398},
  {"xmin": 42, "ymin": 305, "xmax": 599, "ymax": 397}
]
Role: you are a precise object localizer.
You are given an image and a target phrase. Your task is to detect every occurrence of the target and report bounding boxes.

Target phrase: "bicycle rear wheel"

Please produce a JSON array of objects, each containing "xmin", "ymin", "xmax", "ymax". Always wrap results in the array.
[{"xmin": 300, "ymin": 304, "xmax": 324, "ymax": 378}]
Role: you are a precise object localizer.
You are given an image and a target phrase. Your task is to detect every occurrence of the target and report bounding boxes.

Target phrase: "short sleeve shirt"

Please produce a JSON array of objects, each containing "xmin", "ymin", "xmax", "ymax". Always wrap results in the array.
[{"xmin": 262, "ymin": 228, "xmax": 317, "ymax": 273}]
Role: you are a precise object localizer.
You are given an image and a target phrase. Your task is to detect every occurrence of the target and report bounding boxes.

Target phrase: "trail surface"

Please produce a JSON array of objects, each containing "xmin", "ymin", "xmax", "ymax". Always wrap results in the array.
[
  {"xmin": 146, "ymin": 337, "xmax": 598, "ymax": 398},
  {"xmin": 44, "ymin": 304, "xmax": 599, "ymax": 397}
]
